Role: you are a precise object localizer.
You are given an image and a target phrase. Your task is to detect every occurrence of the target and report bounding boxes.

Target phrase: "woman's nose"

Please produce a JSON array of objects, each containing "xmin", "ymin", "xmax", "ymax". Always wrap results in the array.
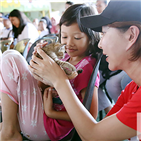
[{"xmin": 98, "ymin": 39, "xmax": 102, "ymax": 49}]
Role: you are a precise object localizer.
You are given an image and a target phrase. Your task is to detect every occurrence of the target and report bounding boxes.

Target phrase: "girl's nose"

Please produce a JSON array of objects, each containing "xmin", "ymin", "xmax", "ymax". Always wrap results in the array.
[{"xmin": 67, "ymin": 37, "xmax": 74, "ymax": 46}]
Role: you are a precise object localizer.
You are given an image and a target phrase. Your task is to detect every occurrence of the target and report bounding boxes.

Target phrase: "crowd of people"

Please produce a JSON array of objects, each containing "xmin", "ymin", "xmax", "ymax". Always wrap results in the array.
[
  {"xmin": 0, "ymin": 9, "xmax": 60, "ymax": 54},
  {"xmin": 0, "ymin": 0, "xmax": 140, "ymax": 141}
]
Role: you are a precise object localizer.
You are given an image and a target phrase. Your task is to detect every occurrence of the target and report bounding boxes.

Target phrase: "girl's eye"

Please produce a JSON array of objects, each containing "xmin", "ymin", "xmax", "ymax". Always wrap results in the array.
[
  {"xmin": 74, "ymin": 37, "xmax": 81, "ymax": 40},
  {"xmin": 62, "ymin": 37, "xmax": 67, "ymax": 39}
]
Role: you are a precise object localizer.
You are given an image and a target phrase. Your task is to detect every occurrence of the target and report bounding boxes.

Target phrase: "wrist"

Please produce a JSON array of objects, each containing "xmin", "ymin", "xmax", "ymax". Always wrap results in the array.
[
  {"xmin": 45, "ymin": 108, "xmax": 55, "ymax": 118},
  {"xmin": 54, "ymin": 77, "xmax": 69, "ymax": 90}
]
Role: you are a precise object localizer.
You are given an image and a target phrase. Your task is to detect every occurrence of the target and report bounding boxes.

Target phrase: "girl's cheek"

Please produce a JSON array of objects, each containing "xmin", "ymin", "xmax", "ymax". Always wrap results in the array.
[{"xmin": 61, "ymin": 39, "xmax": 67, "ymax": 45}]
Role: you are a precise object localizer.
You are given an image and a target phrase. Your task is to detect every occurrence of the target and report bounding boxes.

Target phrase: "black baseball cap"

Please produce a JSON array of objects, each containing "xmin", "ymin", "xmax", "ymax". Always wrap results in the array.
[{"xmin": 81, "ymin": 0, "xmax": 141, "ymax": 32}]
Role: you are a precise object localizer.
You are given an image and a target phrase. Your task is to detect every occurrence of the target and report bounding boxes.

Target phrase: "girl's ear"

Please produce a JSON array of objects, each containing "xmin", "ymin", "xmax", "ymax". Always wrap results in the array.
[{"xmin": 126, "ymin": 25, "xmax": 140, "ymax": 51}]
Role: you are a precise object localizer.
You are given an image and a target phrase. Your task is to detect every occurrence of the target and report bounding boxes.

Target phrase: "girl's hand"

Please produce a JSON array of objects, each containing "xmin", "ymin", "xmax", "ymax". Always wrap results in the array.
[
  {"xmin": 43, "ymin": 87, "xmax": 55, "ymax": 117},
  {"xmin": 32, "ymin": 42, "xmax": 48, "ymax": 55},
  {"xmin": 28, "ymin": 47, "xmax": 68, "ymax": 87},
  {"xmin": 43, "ymin": 87, "xmax": 71, "ymax": 121}
]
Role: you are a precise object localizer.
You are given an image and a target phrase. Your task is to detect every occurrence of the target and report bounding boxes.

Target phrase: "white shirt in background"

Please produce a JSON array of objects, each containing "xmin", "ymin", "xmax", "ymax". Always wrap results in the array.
[
  {"xmin": 17, "ymin": 22, "xmax": 39, "ymax": 43},
  {"xmin": 38, "ymin": 29, "xmax": 49, "ymax": 39},
  {"xmin": 0, "ymin": 27, "xmax": 13, "ymax": 39}
]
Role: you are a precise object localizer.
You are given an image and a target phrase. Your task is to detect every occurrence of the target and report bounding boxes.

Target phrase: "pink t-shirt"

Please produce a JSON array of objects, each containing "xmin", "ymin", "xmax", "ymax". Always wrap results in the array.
[{"xmin": 43, "ymin": 54, "xmax": 100, "ymax": 141}]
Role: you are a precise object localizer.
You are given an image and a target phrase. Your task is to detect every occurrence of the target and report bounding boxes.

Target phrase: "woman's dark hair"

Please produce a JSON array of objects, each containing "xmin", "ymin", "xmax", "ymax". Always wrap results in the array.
[
  {"xmin": 41, "ymin": 16, "xmax": 52, "ymax": 34},
  {"xmin": 59, "ymin": 4, "xmax": 101, "ymax": 59},
  {"xmin": 109, "ymin": 21, "xmax": 141, "ymax": 61},
  {"xmin": 9, "ymin": 9, "xmax": 26, "ymax": 39}
]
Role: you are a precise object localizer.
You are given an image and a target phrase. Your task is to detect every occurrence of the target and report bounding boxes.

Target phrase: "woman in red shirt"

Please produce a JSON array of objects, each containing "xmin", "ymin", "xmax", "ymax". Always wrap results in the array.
[{"xmin": 29, "ymin": 0, "xmax": 141, "ymax": 140}]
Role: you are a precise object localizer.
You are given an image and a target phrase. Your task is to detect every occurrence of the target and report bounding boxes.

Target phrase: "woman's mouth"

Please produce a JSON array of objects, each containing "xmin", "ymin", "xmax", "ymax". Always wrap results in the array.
[{"xmin": 106, "ymin": 55, "xmax": 109, "ymax": 61}]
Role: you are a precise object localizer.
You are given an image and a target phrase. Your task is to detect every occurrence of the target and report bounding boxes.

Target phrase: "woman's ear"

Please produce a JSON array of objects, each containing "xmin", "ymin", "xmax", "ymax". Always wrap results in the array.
[{"xmin": 126, "ymin": 25, "xmax": 140, "ymax": 51}]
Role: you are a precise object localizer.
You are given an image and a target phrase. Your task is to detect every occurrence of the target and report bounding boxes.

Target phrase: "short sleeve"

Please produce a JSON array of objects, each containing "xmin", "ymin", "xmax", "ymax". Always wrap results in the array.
[
  {"xmin": 107, "ymin": 81, "xmax": 141, "ymax": 131},
  {"xmin": 106, "ymin": 90, "xmax": 125, "ymax": 116},
  {"xmin": 95, "ymin": 71, "xmax": 100, "ymax": 88},
  {"xmin": 116, "ymin": 88, "xmax": 141, "ymax": 131}
]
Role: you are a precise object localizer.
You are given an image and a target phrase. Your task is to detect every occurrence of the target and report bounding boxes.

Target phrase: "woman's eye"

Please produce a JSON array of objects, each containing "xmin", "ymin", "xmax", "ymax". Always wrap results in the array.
[
  {"xmin": 102, "ymin": 32, "xmax": 106, "ymax": 35},
  {"xmin": 100, "ymin": 32, "xmax": 106, "ymax": 38}
]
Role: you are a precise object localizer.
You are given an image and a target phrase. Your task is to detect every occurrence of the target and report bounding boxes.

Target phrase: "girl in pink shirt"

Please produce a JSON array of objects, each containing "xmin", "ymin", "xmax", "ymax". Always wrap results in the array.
[{"xmin": 0, "ymin": 4, "xmax": 100, "ymax": 141}]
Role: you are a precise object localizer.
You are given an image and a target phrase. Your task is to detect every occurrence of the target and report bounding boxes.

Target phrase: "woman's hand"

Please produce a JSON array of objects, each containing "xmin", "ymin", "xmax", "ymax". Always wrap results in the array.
[{"xmin": 28, "ymin": 44, "xmax": 68, "ymax": 87}]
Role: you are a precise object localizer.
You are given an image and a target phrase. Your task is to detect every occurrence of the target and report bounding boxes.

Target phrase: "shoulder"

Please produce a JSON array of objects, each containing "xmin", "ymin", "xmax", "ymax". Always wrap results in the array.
[
  {"xmin": 115, "ymin": 81, "xmax": 139, "ymax": 103},
  {"xmin": 84, "ymin": 56, "xmax": 96, "ymax": 66},
  {"xmin": 115, "ymin": 82, "xmax": 141, "ymax": 131},
  {"xmin": 76, "ymin": 56, "xmax": 96, "ymax": 70},
  {"xmin": 24, "ymin": 23, "xmax": 37, "ymax": 31},
  {"xmin": 123, "ymin": 81, "xmax": 138, "ymax": 94},
  {"xmin": 61, "ymin": 53, "xmax": 70, "ymax": 61},
  {"xmin": 26, "ymin": 22, "xmax": 34, "ymax": 27},
  {"xmin": 22, "ymin": 23, "xmax": 38, "ymax": 35}
]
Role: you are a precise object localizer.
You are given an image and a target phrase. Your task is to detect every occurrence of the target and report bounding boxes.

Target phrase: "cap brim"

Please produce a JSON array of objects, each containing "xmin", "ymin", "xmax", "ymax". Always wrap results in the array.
[{"xmin": 80, "ymin": 14, "xmax": 115, "ymax": 32}]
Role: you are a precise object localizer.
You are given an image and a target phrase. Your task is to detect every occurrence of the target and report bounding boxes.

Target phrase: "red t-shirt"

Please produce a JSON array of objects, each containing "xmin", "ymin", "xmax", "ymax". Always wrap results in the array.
[
  {"xmin": 107, "ymin": 81, "xmax": 141, "ymax": 140},
  {"xmin": 43, "ymin": 54, "xmax": 100, "ymax": 141}
]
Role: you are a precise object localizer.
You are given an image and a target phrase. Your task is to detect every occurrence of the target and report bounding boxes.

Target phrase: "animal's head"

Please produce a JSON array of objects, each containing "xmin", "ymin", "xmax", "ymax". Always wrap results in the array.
[{"xmin": 54, "ymin": 42, "xmax": 65, "ymax": 59}]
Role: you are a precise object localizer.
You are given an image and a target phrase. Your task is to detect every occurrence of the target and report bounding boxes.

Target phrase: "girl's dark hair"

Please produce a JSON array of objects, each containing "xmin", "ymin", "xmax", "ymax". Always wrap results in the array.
[
  {"xmin": 59, "ymin": 4, "xmax": 101, "ymax": 59},
  {"xmin": 97, "ymin": 0, "xmax": 108, "ymax": 5},
  {"xmin": 9, "ymin": 9, "xmax": 26, "ymax": 39},
  {"xmin": 41, "ymin": 16, "xmax": 52, "ymax": 34}
]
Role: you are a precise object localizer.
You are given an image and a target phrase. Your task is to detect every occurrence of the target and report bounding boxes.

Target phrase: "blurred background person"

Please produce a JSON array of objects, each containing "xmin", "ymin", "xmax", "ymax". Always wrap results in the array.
[
  {"xmin": 41, "ymin": 16, "xmax": 52, "ymax": 34},
  {"xmin": 32, "ymin": 18, "xmax": 39, "ymax": 30},
  {"xmin": 96, "ymin": 0, "xmax": 107, "ymax": 14},
  {"xmin": 0, "ymin": 12, "xmax": 4, "ymax": 36},
  {"xmin": 65, "ymin": 1, "xmax": 74, "ymax": 10},
  {"xmin": 38, "ymin": 19, "xmax": 49, "ymax": 38},
  {"xmin": 0, "ymin": 12, "xmax": 4, "ymax": 23},
  {"xmin": 62, "ymin": 1, "xmax": 74, "ymax": 15},
  {"xmin": 0, "ymin": 23, "xmax": 4, "ymax": 37},
  {"xmin": 0, "ymin": 14, "xmax": 13, "ymax": 41},
  {"xmin": 50, "ymin": 17, "xmax": 59, "ymax": 35},
  {"xmin": 9, "ymin": 9, "xmax": 39, "ymax": 49}
]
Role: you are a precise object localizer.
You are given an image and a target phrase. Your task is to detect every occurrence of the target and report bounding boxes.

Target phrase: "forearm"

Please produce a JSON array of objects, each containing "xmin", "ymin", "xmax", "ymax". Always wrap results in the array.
[
  {"xmin": 54, "ymin": 79, "xmax": 98, "ymax": 140},
  {"xmin": 54, "ymin": 79, "xmax": 137, "ymax": 141},
  {"xmin": 81, "ymin": 87, "xmax": 98, "ymax": 120},
  {"xmin": 46, "ymin": 110, "xmax": 71, "ymax": 121},
  {"xmin": 89, "ymin": 87, "xmax": 98, "ymax": 119}
]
